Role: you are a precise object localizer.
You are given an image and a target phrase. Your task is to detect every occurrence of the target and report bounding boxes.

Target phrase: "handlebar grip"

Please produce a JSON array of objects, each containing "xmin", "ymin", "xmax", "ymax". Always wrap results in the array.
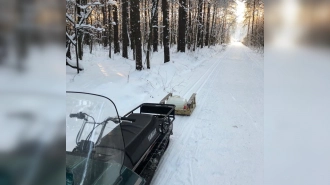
[
  {"xmin": 69, "ymin": 112, "xmax": 85, "ymax": 119},
  {"xmin": 121, "ymin": 117, "xmax": 136, "ymax": 122},
  {"xmin": 69, "ymin": 113, "xmax": 78, "ymax": 118}
]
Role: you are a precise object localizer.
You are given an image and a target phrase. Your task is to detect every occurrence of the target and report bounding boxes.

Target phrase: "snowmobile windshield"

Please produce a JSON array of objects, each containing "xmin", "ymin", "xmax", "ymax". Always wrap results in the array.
[{"xmin": 66, "ymin": 92, "xmax": 125, "ymax": 185}]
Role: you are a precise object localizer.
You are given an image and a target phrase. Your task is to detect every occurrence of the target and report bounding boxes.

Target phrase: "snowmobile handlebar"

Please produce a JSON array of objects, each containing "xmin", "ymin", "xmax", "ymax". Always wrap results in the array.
[
  {"xmin": 104, "ymin": 117, "xmax": 120, "ymax": 124},
  {"xmin": 69, "ymin": 112, "xmax": 86, "ymax": 119},
  {"xmin": 69, "ymin": 112, "xmax": 125, "ymax": 124}
]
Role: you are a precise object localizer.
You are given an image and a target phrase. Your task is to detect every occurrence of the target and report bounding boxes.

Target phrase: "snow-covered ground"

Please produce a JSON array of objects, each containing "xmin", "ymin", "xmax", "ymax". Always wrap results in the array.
[{"xmin": 67, "ymin": 42, "xmax": 263, "ymax": 185}]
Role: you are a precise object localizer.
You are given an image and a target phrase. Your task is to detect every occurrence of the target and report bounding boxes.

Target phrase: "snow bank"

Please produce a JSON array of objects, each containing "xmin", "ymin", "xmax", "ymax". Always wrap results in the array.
[{"xmin": 66, "ymin": 46, "xmax": 223, "ymax": 113}]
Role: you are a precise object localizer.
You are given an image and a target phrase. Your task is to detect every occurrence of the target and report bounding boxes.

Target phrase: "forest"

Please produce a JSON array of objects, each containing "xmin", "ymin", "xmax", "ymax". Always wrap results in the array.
[{"xmin": 66, "ymin": 0, "xmax": 264, "ymax": 72}]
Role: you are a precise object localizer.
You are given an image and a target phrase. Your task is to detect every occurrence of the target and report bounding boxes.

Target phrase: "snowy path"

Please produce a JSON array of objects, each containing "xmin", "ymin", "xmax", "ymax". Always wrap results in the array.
[
  {"xmin": 66, "ymin": 42, "xmax": 263, "ymax": 185},
  {"xmin": 151, "ymin": 43, "xmax": 263, "ymax": 185}
]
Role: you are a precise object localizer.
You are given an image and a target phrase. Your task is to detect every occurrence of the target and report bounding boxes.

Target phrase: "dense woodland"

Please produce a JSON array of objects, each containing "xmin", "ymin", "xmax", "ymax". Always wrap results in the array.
[
  {"xmin": 242, "ymin": 0, "xmax": 264, "ymax": 48},
  {"xmin": 66, "ymin": 0, "xmax": 264, "ymax": 71}
]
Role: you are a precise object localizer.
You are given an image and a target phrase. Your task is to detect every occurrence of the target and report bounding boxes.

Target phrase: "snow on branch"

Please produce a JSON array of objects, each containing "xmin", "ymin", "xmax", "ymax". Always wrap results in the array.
[
  {"xmin": 78, "ymin": 10, "xmax": 92, "ymax": 26},
  {"xmin": 67, "ymin": 58, "xmax": 84, "ymax": 71},
  {"xmin": 66, "ymin": 13, "xmax": 74, "ymax": 24},
  {"xmin": 107, "ymin": 0, "xmax": 117, "ymax": 6},
  {"xmin": 76, "ymin": 24, "xmax": 104, "ymax": 32},
  {"xmin": 66, "ymin": 32, "xmax": 76, "ymax": 45},
  {"xmin": 77, "ymin": 4, "xmax": 89, "ymax": 9}
]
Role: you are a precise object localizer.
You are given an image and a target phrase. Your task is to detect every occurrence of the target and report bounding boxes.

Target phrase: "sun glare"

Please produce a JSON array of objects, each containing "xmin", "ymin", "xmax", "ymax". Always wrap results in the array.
[
  {"xmin": 236, "ymin": 0, "xmax": 245, "ymax": 24},
  {"xmin": 232, "ymin": 0, "xmax": 246, "ymax": 42}
]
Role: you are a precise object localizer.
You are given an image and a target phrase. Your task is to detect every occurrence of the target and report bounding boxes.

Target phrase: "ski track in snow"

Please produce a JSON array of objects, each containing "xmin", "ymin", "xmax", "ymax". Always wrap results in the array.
[
  {"xmin": 151, "ymin": 43, "xmax": 263, "ymax": 185},
  {"xmin": 66, "ymin": 42, "xmax": 263, "ymax": 185}
]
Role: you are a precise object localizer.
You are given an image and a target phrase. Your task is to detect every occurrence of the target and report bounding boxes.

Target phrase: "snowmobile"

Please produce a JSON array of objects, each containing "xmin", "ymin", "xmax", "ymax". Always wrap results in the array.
[{"xmin": 66, "ymin": 91, "xmax": 175, "ymax": 185}]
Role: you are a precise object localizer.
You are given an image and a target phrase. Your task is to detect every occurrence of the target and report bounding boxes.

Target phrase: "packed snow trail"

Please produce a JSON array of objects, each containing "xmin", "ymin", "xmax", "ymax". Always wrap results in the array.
[
  {"xmin": 151, "ymin": 42, "xmax": 263, "ymax": 185},
  {"xmin": 66, "ymin": 42, "xmax": 263, "ymax": 185}
]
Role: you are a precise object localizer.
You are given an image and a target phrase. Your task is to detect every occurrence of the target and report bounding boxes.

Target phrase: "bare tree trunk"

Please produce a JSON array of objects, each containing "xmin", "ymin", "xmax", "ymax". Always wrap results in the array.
[
  {"xmin": 76, "ymin": 0, "xmax": 83, "ymax": 60},
  {"xmin": 162, "ymin": 0, "xmax": 170, "ymax": 63},
  {"xmin": 251, "ymin": 0, "xmax": 256, "ymax": 44},
  {"xmin": 210, "ymin": 3, "xmax": 216, "ymax": 46},
  {"xmin": 205, "ymin": 1, "xmax": 210, "ymax": 46},
  {"xmin": 108, "ymin": 4, "xmax": 112, "ymax": 58},
  {"xmin": 170, "ymin": 1, "xmax": 174, "ymax": 46},
  {"xmin": 113, "ymin": 2, "xmax": 120, "ymax": 53},
  {"xmin": 146, "ymin": 0, "xmax": 159, "ymax": 68},
  {"xmin": 130, "ymin": 0, "xmax": 136, "ymax": 59},
  {"xmin": 102, "ymin": 0, "xmax": 108, "ymax": 47},
  {"xmin": 187, "ymin": 0, "xmax": 192, "ymax": 50},
  {"xmin": 200, "ymin": 0, "xmax": 206, "ymax": 48},
  {"xmin": 89, "ymin": 17, "xmax": 93, "ymax": 53},
  {"xmin": 159, "ymin": 6, "xmax": 163, "ymax": 47},
  {"xmin": 193, "ymin": 6, "xmax": 197, "ymax": 51},
  {"xmin": 152, "ymin": 0, "xmax": 159, "ymax": 52},
  {"xmin": 131, "ymin": 0, "xmax": 142, "ymax": 70},
  {"xmin": 122, "ymin": 0, "xmax": 129, "ymax": 58},
  {"xmin": 173, "ymin": 1, "xmax": 177, "ymax": 45},
  {"xmin": 177, "ymin": 0, "xmax": 186, "ymax": 52},
  {"xmin": 197, "ymin": 0, "xmax": 203, "ymax": 48},
  {"xmin": 144, "ymin": 0, "xmax": 148, "ymax": 52}
]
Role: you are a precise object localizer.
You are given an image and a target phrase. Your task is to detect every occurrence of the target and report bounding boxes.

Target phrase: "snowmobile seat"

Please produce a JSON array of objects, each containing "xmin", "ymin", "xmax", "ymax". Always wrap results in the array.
[
  {"xmin": 94, "ymin": 113, "xmax": 158, "ymax": 168},
  {"xmin": 121, "ymin": 113, "xmax": 159, "ymax": 168}
]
